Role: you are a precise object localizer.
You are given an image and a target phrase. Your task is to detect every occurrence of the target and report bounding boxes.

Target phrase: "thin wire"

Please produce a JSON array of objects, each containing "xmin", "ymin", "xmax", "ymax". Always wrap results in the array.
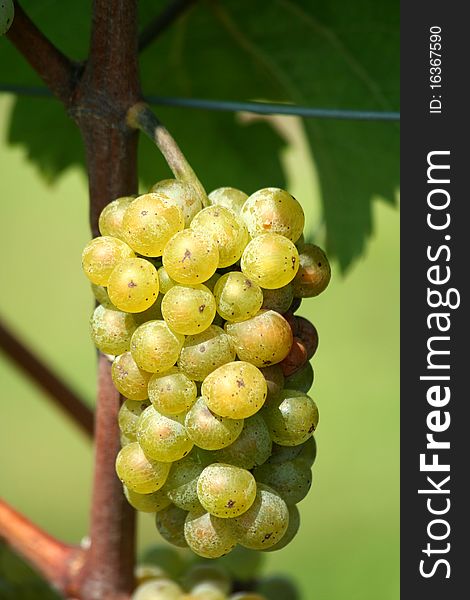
[{"xmin": 0, "ymin": 84, "xmax": 400, "ymax": 121}]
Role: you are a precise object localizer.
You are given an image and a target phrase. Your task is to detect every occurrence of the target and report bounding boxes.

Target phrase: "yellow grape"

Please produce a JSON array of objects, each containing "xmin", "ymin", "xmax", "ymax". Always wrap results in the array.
[
  {"xmin": 122, "ymin": 193, "xmax": 184, "ymax": 257},
  {"xmin": 118, "ymin": 399, "xmax": 150, "ymax": 441},
  {"xmin": 158, "ymin": 266, "xmax": 177, "ymax": 294},
  {"xmin": 208, "ymin": 187, "xmax": 248, "ymax": 215},
  {"xmin": 202, "ymin": 361, "xmax": 267, "ymax": 419},
  {"xmin": 240, "ymin": 187, "xmax": 305, "ymax": 242},
  {"xmin": 197, "ymin": 463, "xmax": 257, "ymax": 518},
  {"xmin": 163, "ymin": 229, "xmax": 219, "ymax": 284},
  {"xmin": 225, "ymin": 310, "xmax": 293, "ymax": 367},
  {"xmin": 161, "ymin": 285, "xmax": 216, "ymax": 336},
  {"xmin": 130, "ymin": 320, "xmax": 184, "ymax": 373},
  {"xmin": 291, "ymin": 243, "xmax": 331, "ymax": 298},
  {"xmin": 112, "ymin": 351, "xmax": 152, "ymax": 400},
  {"xmin": 213, "ymin": 272, "xmax": 263, "ymax": 323},
  {"xmin": 123, "ymin": 485, "xmax": 171, "ymax": 513},
  {"xmin": 91, "ymin": 283, "xmax": 115, "ymax": 308},
  {"xmin": 150, "ymin": 178, "xmax": 203, "ymax": 227},
  {"xmin": 190, "ymin": 206, "xmax": 249, "ymax": 268},
  {"xmin": 89, "ymin": 305, "xmax": 136, "ymax": 355},
  {"xmin": 184, "ymin": 507, "xmax": 237, "ymax": 557},
  {"xmin": 98, "ymin": 196, "xmax": 135, "ymax": 240},
  {"xmin": 137, "ymin": 406, "xmax": 193, "ymax": 462},
  {"xmin": 185, "ymin": 396, "xmax": 244, "ymax": 450},
  {"xmin": 241, "ymin": 233, "xmax": 299, "ymax": 289},
  {"xmin": 131, "ymin": 578, "xmax": 184, "ymax": 600},
  {"xmin": 82, "ymin": 236, "xmax": 135, "ymax": 285},
  {"xmin": 107, "ymin": 257, "xmax": 159, "ymax": 313},
  {"xmin": 148, "ymin": 367, "xmax": 197, "ymax": 415},
  {"xmin": 263, "ymin": 504, "xmax": 300, "ymax": 551},
  {"xmin": 115, "ymin": 442, "xmax": 171, "ymax": 494}
]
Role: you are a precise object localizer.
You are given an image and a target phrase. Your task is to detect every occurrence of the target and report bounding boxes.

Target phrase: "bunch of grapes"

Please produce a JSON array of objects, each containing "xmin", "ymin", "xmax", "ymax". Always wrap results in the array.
[{"xmin": 81, "ymin": 181, "xmax": 330, "ymax": 561}]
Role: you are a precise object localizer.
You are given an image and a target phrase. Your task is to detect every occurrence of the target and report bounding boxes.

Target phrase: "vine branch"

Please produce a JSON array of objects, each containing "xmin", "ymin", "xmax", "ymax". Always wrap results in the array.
[
  {"xmin": 138, "ymin": 0, "xmax": 198, "ymax": 53},
  {"xmin": 0, "ymin": 319, "xmax": 94, "ymax": 438}
]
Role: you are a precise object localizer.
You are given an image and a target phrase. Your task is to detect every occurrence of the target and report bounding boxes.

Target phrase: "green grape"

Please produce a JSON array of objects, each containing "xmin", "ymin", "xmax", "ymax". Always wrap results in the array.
[
  {"xmin": 177, "ymin": 326, "xmax": 236, "ymax": 382},
  {"xmin": 197, "ymin": 463, "xmax": 256, "ymax": 518},
  {"xmin": 267, "ymin": 437, "xmax": 317, "ymax": 468},
  {"xmin": 217, "ymin": 546, "xmax": 265, "ymax": 582},
  {"xmin": 164, "ymin": 454, "xmax": 205, "ymax": 511},
  {"xmin": 212, "ymin": 413, "xmax": 271, "ymax": 469},
  {"xmin": 190, "ymin": 206, "xmax": 249, "ymax": 268},
  {"xmin": 156, "ymin": 505, "xmax": 189, "ymax": 548},
  {"xmin": 291, "ymin": 243, "xmax": 331, "ymax": 298},
  {"xmin": 131, "ymin": 578, "xmax": 184, "ymax": 600},
  {"xmin": 121, "ymin": 433, "xmax": 134, "ymax": 446},
  {"xmin": 141, "ymin": 545, "xmax": 187, "ymax": 579},
  {"xmin": 241, "ymin": 234, "xmax": 299, "ymax": 289},
  {"xmin": 225, "ymin": 311, "xmax": 293, "ymax": 367},
  {"xmin": 89, "ymin": 304, "xmax": 136, "ymax": 355},
  {"xmin": 122, "ymin": 193, "xmax": 184, "ymax": 257},
  {"xmin": 208, "ymin": 187, "xmax": 248, "ymax": 215},
  {"xmin": 150, "ymin": 178, "xmax": 203, "ymax": 227},
  {"xmin": 259, "ymin": 365, "xmax": 284, "ymax": 400},
  {"xmin": 240, "ymin": 188, "xmax": 304, "ymax": 242},
  {"xmin": 203, "ymin": 271, "xmax": 221, "ymax": 293},
  {"xmin": 134, "ymin": 294, "xmax": 164, "ymax": 325},
  {"xmin": 189, "ymin": 582, "xmax": 227, "ymax": 600},
  {"xmin": 185, "ymin": 397, "xmax": 243, "ymax": 451},
  {"xmin": 91, "ymin": 283, "xmax": 115, "ymax": 308},
  {"xmin": 202, "ymin": 362, "xmax": 267, "ymax": 419},
  {"xmin": 130, "ymin": 320, "xmax": 184, "ymax": 373},
  {"xmin": 264, "ymin": 504, "xmax": 300, "ymax": 552},
  {"xmin": 134, "ymin": 563, "xmax": 167, "ymax": 585},
  {"xmin": 213, "ymin": 272, "xmax": 263, "ymax": 323},
  {"xmin": 118, "ymin": 399, "xmax": 151, "ymax": 441},
  {"xmin": 253, "ymin": 460, "xmax": 312, "ymax": 505},
  {"xmin": 82, "ymin": 236, "xmax": 135, "ymax": 285},
  {"xmin": 162, "ymin": 285, "xmax": 216, "ymax": 335},
  {"xmin": 115, "ymin": 442, "xmax": 171, "ymax": 494},
  {"xmin": 158, "ymin": 266, "xmax": 178, "ymax": 294},
  {"xmin": 261, "ymin": 284, "xmax": 293, "ymax": 314},
  {"xmin": 137, "ymin": 406, "xmax": 193, "ymax": 463},
  {"xmin": 98, "ymin": 196, "xmax": 135, "ymax": 239},
  {"xmin": 255, "ymin": 576, "xmax": 300, "ymax": 600},
  {"xmin": 233, "ymin": 484, "xmax": 289, "ymax": 550},
  {"xmin": 284, "ymin": 361, "xmax": 314, "ymax": 393},
  {"xmin": 262, "ymin": 389, "xmax": 319, "ymax": 446},
  {"xmin": 0, "ymin": 0, "xmax": 14, "ymax": 35},
  {"xmin": 295, "ymin": 233, "xmax": 305, "ymax": 252},
  {"xmin": 108, "ymin": 257, "xmax": 159, "ymax": 313},
  {"xmin": 184, "ymin": 507, "xmax": 237, "ymax": 558},
  {"xmin": 163, "ymin": 229, "xmax": 219, "ymax": 285},
  {"xmin": 112, "ymin": 352, "xmax": 152, "ymax": 400},
  {"xmin": 123, "ymin": 485, "xmax": 171, "ymax": 513},
  {"xmin": 148, "ymin": 368, "xmax": 197, "ymax": 415},
  {"xmin": 229, "ymin": 594, "xmax": 266, "ymax": 600},
  {"xmin": 181, "ymin": 564, "xmax": 231, "ymax": 595}
]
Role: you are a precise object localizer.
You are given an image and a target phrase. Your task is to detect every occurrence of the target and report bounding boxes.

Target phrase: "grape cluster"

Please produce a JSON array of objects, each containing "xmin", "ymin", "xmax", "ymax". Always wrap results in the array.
[{"xmin": 81, "ymin": 181, "xmax": 330, "ymax": 559}]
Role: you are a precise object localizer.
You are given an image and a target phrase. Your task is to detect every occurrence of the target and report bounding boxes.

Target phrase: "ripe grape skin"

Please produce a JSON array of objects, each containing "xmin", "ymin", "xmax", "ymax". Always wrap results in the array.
[
  {"xmin": 148, "ymin": 367, "xmax": 197, "ymax": 415},
  {"xmin": 189, "ymin": 583, "xmax": 227, "ymax": 600},
  {"xmin": 267, "ymin": 436, "xmax": 317, "ymax": 468},
  {"xmin": 241, "ymin": 233, "xmax": 299, "ymax": 289},
  {"xmin": 98, "ymin": 196, "xmax": 135, "ymax": 240},
  {"xmin": 211, "ymin": 413, "xmax": 272, "ymax": 469},
  {"xmin": 264, "ymin": 504, "xmax": 300, "ymax": 552},
  {"xmin": 292, "ymin": 243, "xmax": 331, "ymax": 298},
  {"xmin": 118, "ymin": 399, "xmax": 150, "ymax": 441},
  {"xmin": 115, "ymin": 442, "xmax": 171, "ymax": 494},
  {"xmin": 213, "ymin": 272, "xmax": 263, "ymax": 323},
  {"xmin": 107, "ymin": 257, "xmax": 159, "ymax": 313},
  {"xmin": 241, "ymin": 187, "xmax": 305, "ymax": 242},
  {"xmin": 261, "ymin": 283, "xmax": 294, "ymax": 314},
  {"xmin": 259, "ymin": 365, "xmax": 285, "ymax": 400},
  {"xmin": 122, "ymin": 193, "xmax": 184, "ymax": 257},
  {"xmin": 163, "ymin": 229, "xmax": 219, "ymax": 284},
  {"xmin": 130, "ymin": 320, "xmax": 184, "ymax": 373},
  {"xmin": 253, "ymin": 459, "xmax": 312, "ymax": 505},
  {"xmin": 133, "ymin": 294, "xmax": 164, "ymax": 325},
  {"xmin": 164, "ymin": 454, "xmax": 205, "ymax": 511},
  {"xmin": 197, "ymin": 463, "xmax": 257, "ymax": 518},
  {"xmin": 137, "ymin": 406, "xmax": 194, "ymax": 463},
  {"xmin": 181, "ymin": 564, "xmax": 231, "ymax": 595},
  {"xmin": 208, "ymin": 186, "xmax": 248, "ymax": 215},
  {"xmin": 89, "ymin": 305, "xmax": 136, "ymax": 355},
  {"xmin": 190, "ymin": 206, "xmax": 249, "ymax": 268},
  {"xmin": 82, "ymin": 236, "xmax": 135, "ymax": 285},
  {"xmin": 91, "ymin": 283, "xmax": 115, "ymax": 308},
  {"xmin": 156, "ymin": 505, "xmax": 189, "ymax": 548},
  {"xmin": 123, "ymin": 485, "xmax": 171, "ymax": 513},
  {"xmin": 150, "ymin": 178, "xmax": 203, "ymax": 227},
  {"xmin": 229, "ymin": 594, "xmax": 266, "ymax": 600},
  {"xmin": 177, "ymin": 325, "xmax": 236, "ymax": 382},
  {"xmin": 112, "ymin": 352, "xmax": 152, "ymax": 400},
  {"xmin": 158, "ymin": 266, "xmax": 177, "ymax": 294},
  {"xmin": 202, "ymin": 361, "xmax": 267, "ymax": 419},
  {"xmin": 279, "ymin": 337, "xmax": 308, "ymax": 377},
  {"xmin": 233, "ymin": 483, "xmax": 289, "ymax": 550},
  {"xmin": 225, "ymin": 311, "xmax": 293, "ymax": 367},
  {"xmin": 131, "ymin": 578, "xmax": 184, "ymax": 600},
  {"xmin": 262, "ymin": 389, "xmax": 319, "ymax": 446},
  {"xmin": 184, "ymin": 507, "xmax": 237, "ymax": 558},
  {"xmin": 284, "ymin": 360, "xmax": 314, "ymax": 393},
  {"xmin": 162, "ymin": 285, "xmax": 216, "ymax": 336},
  {"xmin": 185, "ymin": 397, "xmax": 244, "ymax": 451}
]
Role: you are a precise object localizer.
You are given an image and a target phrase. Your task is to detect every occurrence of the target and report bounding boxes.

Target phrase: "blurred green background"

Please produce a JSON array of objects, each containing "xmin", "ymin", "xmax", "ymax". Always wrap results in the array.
[{"xmin": 0, "ymin": 93, "xmax": 399, "ymax": 599}]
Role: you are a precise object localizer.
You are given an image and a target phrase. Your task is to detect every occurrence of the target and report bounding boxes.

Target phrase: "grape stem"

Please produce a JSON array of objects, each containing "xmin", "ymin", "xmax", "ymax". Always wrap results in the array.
[
  {"xmin": 138, "ymin": 0, "xmax": 199, "ymax": 53},
  {"xmin": 0, "ymin": 318, "xmax": 94, "ymax": 438},
  {"xmin": 127, "ymin": 102, "xmax": 209, "ymax": 205}
]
